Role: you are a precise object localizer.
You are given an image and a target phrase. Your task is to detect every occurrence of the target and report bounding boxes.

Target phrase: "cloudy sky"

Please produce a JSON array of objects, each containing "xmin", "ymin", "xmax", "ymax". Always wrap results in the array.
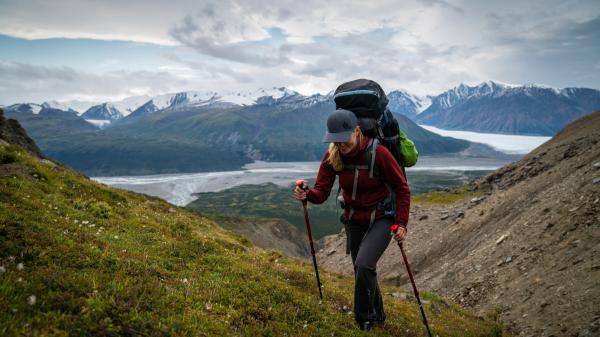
[{"xmin": 0, "ymin": 0, "xmax": 599, "ymax": 105}]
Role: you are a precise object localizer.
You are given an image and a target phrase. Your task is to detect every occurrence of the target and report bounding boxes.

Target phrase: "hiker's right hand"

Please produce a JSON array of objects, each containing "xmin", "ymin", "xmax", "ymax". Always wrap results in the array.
[{"xmin": 294, "ymin": 185, "xmax": 308, "ymax": 201}]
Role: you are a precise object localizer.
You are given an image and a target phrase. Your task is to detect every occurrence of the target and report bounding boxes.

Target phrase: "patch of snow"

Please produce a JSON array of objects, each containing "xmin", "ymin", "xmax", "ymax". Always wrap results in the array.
[
  {"xmin": 150, "ymin": 91, "xmax": 218, "ymax": 110},
  {"xmin": 29, "ymin": 104, "xmax": 42, "ymax": 114},
  {"xmin": 419, "ymin": 125, "xmax": 551, "ymax": 154},
  {"xmin": 111, "ymin": 95, "xmax": 152, "ymax": 116},
  {"xmin": 42, "ymin": 100, "xmax": 69, "ymax": 111},
  {"xmin": 416, "ymin": 95, "xmax": 432, "ymax": 113},
  {"xmin": 217, "ymin": 87, "xmax": 299, "ymax": 105},
  {"xmin": 54, "ymin": 100, "xmax": 98, "ymax": 114},
  {"xmin": 523, "ymin": 82, "xmax": 561, "ymax": 95}
]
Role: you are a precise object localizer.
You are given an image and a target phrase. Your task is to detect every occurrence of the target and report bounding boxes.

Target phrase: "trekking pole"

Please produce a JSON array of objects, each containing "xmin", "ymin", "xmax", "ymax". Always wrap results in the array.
[
  {"xmin": 391, "ymin": 224, "xmax": 433, "ymax": 337},
  {"xmin": 296, "ymin": 179, "xmax": 324, "ymax": 301}
]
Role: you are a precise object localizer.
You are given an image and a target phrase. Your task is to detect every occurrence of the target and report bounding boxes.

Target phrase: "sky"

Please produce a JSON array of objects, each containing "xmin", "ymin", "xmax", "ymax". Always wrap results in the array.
[{"xmin": 0, "ymin": 0, "xmax": 599, "ymax": 105}]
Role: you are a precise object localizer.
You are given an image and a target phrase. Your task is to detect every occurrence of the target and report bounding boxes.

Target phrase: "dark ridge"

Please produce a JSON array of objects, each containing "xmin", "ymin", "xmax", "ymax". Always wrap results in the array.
[{"xmin": 0, "ymin": 108, "xmax": 43, "ymax": 158}]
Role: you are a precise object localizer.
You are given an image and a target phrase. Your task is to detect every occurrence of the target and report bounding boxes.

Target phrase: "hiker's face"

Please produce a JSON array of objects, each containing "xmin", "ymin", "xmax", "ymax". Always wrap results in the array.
[{"xmin": 336, "ymin": 127, "xmax": 360, "ymax": 155}]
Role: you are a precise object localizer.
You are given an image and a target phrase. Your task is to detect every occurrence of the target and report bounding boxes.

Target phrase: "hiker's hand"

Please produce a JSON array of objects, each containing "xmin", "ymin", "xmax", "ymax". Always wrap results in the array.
[
  {"xmin": 391, "ymin": 226, "xmax": 407, "ymax": 242},
  {"xmin": 294, "ymin": 185, "xmax": 308, "ymax": 201}
]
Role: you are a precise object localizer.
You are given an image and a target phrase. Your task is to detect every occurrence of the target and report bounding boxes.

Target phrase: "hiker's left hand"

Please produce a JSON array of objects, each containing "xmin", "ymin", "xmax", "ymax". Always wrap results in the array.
[{"xmin": 392, "ymin": 226, "xmax": 407, "ymax": 242}]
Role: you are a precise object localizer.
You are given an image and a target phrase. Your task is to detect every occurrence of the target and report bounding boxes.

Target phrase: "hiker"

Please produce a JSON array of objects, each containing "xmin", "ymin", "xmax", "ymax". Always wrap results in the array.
[{"xmin": 294, "ymin": 108, "xmax": 410, "ymax": 331}]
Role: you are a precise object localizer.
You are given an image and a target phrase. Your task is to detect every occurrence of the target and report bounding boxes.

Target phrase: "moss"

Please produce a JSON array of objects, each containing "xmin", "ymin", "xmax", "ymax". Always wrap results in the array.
[
  {"xmin": 412, "ymin": 185, "xmax": 483, "ymax": 205},
  {"xmin": 91, "ymin": 201, "xmax": 113, "ymax": 219}
]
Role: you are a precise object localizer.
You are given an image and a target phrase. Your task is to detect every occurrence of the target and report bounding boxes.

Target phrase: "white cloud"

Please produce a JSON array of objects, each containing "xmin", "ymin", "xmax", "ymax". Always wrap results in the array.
[
  {"xmin": 0, "ymin": 60, "xmax": 189, "ymax": 103},
  {"xmin": 0, "ymin": 0, "xmax": 598, "ymax": 101}
]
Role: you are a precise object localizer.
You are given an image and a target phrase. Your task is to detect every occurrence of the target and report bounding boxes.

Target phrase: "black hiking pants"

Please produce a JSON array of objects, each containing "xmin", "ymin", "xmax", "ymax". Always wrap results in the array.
[{"xmin": 347, "ymin": 217, "xmax": 393, "ymax": 324}]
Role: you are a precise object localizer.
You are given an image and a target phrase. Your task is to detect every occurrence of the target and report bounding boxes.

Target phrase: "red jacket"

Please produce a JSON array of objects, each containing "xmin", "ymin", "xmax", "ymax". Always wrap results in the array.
[{"xmin": 307, "ymin": 136, "xmax": 411, "ymax": 227}]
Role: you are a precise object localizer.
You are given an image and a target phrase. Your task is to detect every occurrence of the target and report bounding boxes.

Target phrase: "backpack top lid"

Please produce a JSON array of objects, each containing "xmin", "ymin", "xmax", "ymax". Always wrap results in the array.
[{"xmin": 333, "ymin": 79, "xmax": 389, "ymax": 119}]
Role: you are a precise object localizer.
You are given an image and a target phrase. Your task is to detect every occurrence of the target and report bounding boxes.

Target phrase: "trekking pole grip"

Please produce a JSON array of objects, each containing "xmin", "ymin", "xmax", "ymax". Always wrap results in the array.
[{"xmin": 296, "ymin": 179, "xmax": 308, "ymax": 205}]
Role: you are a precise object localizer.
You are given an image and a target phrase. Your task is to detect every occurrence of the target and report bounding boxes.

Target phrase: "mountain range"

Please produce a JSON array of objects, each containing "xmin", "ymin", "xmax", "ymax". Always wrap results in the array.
[
  {"xmin": 3, "ymin": 88, "xmax": 473, "ymax": 176},
  {"xmin": 413, "ymin": 81, "xmax": 600, "ymax": 135},
  {"xmin": 6, "ymin": 81, "xmax": 599, "ymax": 136},
  {"xmin": 3, "ymin": 81, "xmax": 599, "ymax": 175}
]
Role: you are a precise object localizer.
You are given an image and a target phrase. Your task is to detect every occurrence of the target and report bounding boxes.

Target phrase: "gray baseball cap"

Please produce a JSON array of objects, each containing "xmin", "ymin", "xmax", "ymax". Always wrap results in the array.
[{"xmin": 323, "ymin": 109, "xmax": 358, "ymax": 143}]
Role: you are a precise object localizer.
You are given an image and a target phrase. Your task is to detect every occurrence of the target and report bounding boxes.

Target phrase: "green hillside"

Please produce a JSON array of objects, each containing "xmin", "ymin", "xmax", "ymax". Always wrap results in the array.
[{"xmin": 0, "ymin": 143, "xmax": 506, "ymax": 336}]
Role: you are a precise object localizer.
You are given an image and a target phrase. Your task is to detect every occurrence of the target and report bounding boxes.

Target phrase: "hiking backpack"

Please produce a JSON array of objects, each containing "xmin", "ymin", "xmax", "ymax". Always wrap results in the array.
[{"xmin": 333, "ymin": 79, "xmax": 418, "ymax": 171}]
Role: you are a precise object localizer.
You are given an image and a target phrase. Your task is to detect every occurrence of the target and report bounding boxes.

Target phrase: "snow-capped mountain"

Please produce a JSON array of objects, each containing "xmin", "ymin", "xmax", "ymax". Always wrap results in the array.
[
  {"xmin": 218, "ymin": 87, "xmax": 299, "ymax": 106},
  {"xmin": 429, "ymin": 81, "xmax": 520, "ymax": 110},
  {"xmin": 120, "ymin": 91, "xmax": 216, "ymax": 123},
  {"xmin": 5, "ymin": 103, "xmax": 44, "ymax": 115},
  {"xmin": 41, "ymin": 100, "xmax": 69, "ymax": 111},
  {"xmin": 415, "ymin": 81, "xmax": 600, "ymax": 135},
  {"xmin": 110, "ymin": 95, "xmax": 152, "ymax": 117},
  {"xmin": 7, "ymin": 82, "xmax": 599, "ymax": 135},
  {"xmin": 81, "ymin": 103, "xmax": 123, "ymax": 121},
  {"xmin": 387, "ymin": 90, "xmax": 431, "ymax": 119},
  {"xmin": 119, "ymin": 87, "xmax": 303, "ymax": 124}
]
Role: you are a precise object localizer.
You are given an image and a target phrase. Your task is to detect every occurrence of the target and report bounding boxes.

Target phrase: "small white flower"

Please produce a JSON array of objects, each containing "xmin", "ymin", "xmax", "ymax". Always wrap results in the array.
[
  {"xmin": 182, "ymin": 278, "xmax": 189, "ymax": 283},
  {"xmin": 74, "ymin": 220, "xmax": 79, "ymax": 224},
  {"xmin": 82, "ymin": 221, "xmax": 89, "ymax": 225},
  {"xmin": 27, "ymin": 295, "xmax": 36, "ymax": 305},
  {"xmin": 17, "ymin": 277, "xmax": 23, "ymax": 282},
  {"xmin": 16, "ymin": 263, "xmax": 24, "ymax": 270},
  {"xmin": 0, "ymin": 266, "xmax": 5, "ymax": 273},
  {"xmin": 114, "ymin": 235, "xmax": 119, "ymax": 239}
]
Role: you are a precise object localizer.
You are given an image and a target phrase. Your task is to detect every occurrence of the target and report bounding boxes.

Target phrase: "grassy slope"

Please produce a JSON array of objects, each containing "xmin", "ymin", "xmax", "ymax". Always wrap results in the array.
[{"xmin": 0, "ymin": 144, "xmax": 504, "ymax": 336}]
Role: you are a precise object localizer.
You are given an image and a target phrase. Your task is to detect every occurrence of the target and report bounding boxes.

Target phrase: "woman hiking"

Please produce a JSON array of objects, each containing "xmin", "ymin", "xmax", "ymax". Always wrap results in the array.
[{"xmin": 294, "ymin": 107, "xmax": 410, "ymax": 331}]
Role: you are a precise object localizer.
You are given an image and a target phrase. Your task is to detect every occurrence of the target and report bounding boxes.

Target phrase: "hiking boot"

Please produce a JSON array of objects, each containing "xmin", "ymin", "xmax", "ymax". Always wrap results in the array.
[{"xmin": 359, "ymin": 321, "xmax": 372, "ymax": 331}]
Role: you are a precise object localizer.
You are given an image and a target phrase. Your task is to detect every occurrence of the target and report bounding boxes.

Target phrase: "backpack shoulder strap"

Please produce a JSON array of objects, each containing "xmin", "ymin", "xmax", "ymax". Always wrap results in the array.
[{"xmin": 366, "ymin": 138, "xmax": 380, "ymax": 178}]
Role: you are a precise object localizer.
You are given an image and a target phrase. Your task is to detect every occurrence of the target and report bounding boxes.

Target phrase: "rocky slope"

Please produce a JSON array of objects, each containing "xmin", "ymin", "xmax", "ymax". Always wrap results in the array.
[
  {"xmin": 317, "ymin": 111, "xmax": 600, "ymax": 337},
  {"xmin": 207, "ymin": 216, "xmax": 310, "ymax": 258}
]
